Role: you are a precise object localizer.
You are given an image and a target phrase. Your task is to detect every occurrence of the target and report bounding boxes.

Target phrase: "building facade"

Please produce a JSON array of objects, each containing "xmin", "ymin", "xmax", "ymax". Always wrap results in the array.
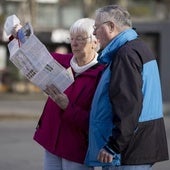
[{"xmin": 0, "ymin": 0, "xmax": 170, "ymax": 104}]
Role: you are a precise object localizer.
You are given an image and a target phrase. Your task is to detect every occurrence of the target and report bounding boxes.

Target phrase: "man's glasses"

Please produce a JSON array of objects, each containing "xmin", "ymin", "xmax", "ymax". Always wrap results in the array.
[{"xmin": 93, "ymin": 21, "xmax": 111, "ymax": 32}]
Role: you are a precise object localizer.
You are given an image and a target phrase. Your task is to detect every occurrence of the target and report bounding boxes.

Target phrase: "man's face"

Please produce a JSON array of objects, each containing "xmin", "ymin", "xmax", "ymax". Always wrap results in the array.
[
  {"xmin": 93, "ymin": 16, "xmax": 118, "ymax": 50},
  {"xmin": 93, "ymin": 17, "xmax": 111, "ymax": 49}
]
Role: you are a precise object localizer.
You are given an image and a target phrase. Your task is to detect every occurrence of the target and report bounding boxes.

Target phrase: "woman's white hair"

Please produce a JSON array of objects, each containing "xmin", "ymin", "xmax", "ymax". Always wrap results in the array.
[{"xmin": 69, "ymin": 18, "xmax": 96, "ymax": 41}]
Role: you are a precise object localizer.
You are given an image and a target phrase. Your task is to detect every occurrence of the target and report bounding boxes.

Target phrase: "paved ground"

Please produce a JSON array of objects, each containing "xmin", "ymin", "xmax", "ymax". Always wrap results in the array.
[
  {"xmin": 0, "ymin": 120, "xmax": 43, "ymax": 170},
  {"xmin": 0, "ymin": 92, "xmax": 169, "ymax": 170},
  {"xmin": 0, "ymin": 93, "xmax": 46, "ymax": 170},
  {"xmin": 0, "ymin": 118, "xmax": 169, "ymax": 170},
  {"xmin": 0, "ymin": 92, "xmax": 47, "ymax": 119}
]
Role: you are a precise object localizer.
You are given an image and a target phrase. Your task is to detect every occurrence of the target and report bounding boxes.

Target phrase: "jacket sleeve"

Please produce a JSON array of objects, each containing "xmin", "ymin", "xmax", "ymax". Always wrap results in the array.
[
  {"xmin": 61, "ymin": 69, "xmax": 103, "ymax": 133},
  {"xmin": 107, "ymin": 48, "xmax": 143, "ymax": 153},
  {"xmin": 62, "ymin": 100, "xmax": 90, "ymax": 132}
]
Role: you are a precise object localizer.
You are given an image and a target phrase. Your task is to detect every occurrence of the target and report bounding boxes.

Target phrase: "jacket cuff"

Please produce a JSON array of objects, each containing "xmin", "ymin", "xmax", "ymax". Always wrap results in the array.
[
  {"xmin": 103, "ymin": 145, "xmax": 116, "ymax": 156},
  {"xmin": 9, "ymin": 35, "xmax": 14, "ymax": 42},
  {"xmin": 104, "ymin": 145, "xmax": 121, "ymax": 166}
]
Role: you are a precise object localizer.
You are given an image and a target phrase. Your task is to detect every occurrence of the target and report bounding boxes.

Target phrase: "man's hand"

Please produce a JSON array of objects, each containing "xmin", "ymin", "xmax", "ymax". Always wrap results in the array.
[
  {"xmin": 97, "ymin": 148, "xmax": 113, "ymax": 163},
  {"xmin": 45, "ymin": 84, "xmax": 69, "ymax": 110}
]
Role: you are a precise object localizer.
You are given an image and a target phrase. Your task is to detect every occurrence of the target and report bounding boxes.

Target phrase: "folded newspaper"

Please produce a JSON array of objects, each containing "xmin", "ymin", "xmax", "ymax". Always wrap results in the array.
[{"xmin": 6, "ymin": 21, "xmax": 74, "ymax": 94}]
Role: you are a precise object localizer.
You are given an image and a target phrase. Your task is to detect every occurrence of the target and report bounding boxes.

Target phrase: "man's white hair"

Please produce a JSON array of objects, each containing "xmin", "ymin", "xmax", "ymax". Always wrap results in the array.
[{"xmin": 96, "ymin": 5, "xmax": 132, "ymax": 31}]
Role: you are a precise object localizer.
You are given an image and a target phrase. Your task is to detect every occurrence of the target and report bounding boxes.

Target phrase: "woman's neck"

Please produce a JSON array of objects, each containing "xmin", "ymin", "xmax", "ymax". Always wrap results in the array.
[{"xmin": 76, "ymin": 52, "xmax": 97, "ymax": 66}]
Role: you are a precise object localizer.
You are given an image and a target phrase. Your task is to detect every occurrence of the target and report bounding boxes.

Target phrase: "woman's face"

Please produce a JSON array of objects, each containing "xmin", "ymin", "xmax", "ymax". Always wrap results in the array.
[{"xmin": 70, "ymin": 32, "xmax": 97, "ymax": 63}]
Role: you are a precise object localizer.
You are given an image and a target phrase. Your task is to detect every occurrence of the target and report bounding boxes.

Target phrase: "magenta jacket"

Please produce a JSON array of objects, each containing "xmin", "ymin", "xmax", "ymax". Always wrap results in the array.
[{"xmin": 33, "ymin": 52, "xmax": 104, "ymax": 164}]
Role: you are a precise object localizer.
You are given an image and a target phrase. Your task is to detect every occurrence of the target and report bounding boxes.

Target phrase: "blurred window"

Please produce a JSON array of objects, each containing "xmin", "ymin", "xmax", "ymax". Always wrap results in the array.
[{"xmin": 36, "ymin": 3, "xmax": 59, "ymax": 29}]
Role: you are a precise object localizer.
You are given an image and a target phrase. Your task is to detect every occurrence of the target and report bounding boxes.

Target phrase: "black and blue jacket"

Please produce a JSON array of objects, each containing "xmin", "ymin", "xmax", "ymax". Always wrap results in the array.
[
  {"xmin": 85, "ymin": 37, "xmax": 169, "ymax": 166},
  {"xmin": 108, "ymin": 38, "xmax": 169, "ymax": 165}
]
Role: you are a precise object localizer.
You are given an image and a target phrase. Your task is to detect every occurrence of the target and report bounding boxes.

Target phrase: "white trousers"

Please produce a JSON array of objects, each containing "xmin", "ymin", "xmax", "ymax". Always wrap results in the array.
[{"xmin": 44, "ymin": 150, "xmax": 90, "ymax": 170}]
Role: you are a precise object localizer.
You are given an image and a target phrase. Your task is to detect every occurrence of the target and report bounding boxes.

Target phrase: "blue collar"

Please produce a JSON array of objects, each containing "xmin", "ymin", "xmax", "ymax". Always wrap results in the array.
[{"xmin": 98, "ymin": 28, "xmax": 138, "ymax": 64}]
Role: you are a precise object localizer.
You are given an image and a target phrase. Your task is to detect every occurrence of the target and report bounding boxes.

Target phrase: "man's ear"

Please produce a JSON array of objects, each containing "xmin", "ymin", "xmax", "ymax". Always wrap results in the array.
[{"xmin": 108, "ymin": 21, "xmax": 115, "ymax": 32}]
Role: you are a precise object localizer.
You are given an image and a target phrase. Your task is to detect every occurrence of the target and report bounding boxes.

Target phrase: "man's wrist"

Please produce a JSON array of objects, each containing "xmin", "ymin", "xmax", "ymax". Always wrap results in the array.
[{"xmin": 103, "ymin": 145, "xmax": 116, "ymax": 156}]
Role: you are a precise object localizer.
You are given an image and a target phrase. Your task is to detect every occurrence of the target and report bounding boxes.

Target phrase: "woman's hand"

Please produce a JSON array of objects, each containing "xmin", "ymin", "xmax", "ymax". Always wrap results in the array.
[
  {"xmin": 45, "ymin": 84, "xmax": 69, "ymax": 110},
  {"xmin": 11, "ymin": 24, "xmax": 22, "ymax": 38}
]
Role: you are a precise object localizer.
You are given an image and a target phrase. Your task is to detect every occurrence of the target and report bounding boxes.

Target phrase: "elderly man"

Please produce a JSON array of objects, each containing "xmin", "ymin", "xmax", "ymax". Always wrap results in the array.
[{"xmin": 85, "ymin": 5, "xmax": 169, "ymax": 170}]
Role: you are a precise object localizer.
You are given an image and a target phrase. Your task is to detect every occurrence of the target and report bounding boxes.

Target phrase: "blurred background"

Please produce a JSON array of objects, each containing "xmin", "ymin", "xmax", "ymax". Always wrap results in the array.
[
  {"xmin": 0, "ymin": 0, "xmax": 170, "ymax": 106},
  {"xmin": 0, "ymin": 0, "xmax": 169, "ymax": 170}
]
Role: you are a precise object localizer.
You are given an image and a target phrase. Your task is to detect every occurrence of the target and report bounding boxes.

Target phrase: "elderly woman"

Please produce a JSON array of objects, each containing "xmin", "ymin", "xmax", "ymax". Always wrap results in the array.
[{"xmin": 32, "ymin": 18, "xmax": 104, "ymax": 170}]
